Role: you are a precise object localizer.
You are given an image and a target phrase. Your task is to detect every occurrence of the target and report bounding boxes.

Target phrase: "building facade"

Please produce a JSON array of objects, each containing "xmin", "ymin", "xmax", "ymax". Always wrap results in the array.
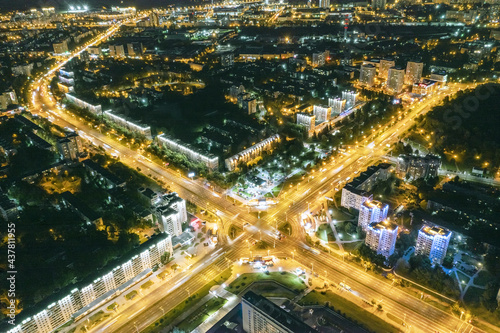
[
  {"xmin": 328, "ymin": 97, "xmax": 346, "ymax": 115},
  {"xmin": 365, "ymin": 220, "xmax": 398, "ymax": 258},
  {"xmin": 65, "ymin": 94, "xmax": 102, "ymax": 115},
  {"xmin": 155, "ymin": 193, "xmax": 187, "ymax": 237},
  {"xmin": 342, "ymin": 90, "xmax": 358, "ymax": 109},
  {"xmin": 396, "ymin": 154, "xmax": 441, "ymax": 180},
  {"xmin": 7, "ymin": 234, "xmax": 173, "ymax": 333},
  {"xmin": 296, "ymin": 113, "xmax": 316, "ymax": 138},
  {"xmin": 225, "ymin": 134, "xmax": 280, "ymax": 171},
  {"xmin": 313, "ymin": 105, "xmax": 332, "ymax": 122},
  {"xmin": 156, "ymin": 134, "xmax": 219, "ymax": 170},
  {"xmin": 358, "ymin": 200, "xmax": 389, "ymax": 230},
  {"xmin": 415, "ymin": 224, "xmax": 452, "ymax": 265},
  {"xmin": 360, "ymin": 64, "xmax": 376, "ymax": 87},
  {"xmin": 104, "ymin": 110, "xmax": 152, "ymax": 139},
  {"xmin": 387, "ymin": 67, "xmax": 405, "ymax": 93},
  {"xmin": 242, "ymin": 291, "xmax": 318, "ymax": 333},
  {"xmin": 405, "ymin": 61, "xmax": 424, "ymax": 85}
]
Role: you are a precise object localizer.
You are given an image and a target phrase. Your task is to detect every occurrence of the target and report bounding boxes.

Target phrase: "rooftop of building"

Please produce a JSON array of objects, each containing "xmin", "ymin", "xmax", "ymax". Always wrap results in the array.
[
  {"xmin": 82, "ymin": 159, "xmax": 125, "ymax": 186},
  {"xmin": 420, "ymin": 224, "xmax": 451, "ymax": 237},
  {"xmin": 369, "ymin": 219, "xmax": 398, "ymax": 232},
  {"xmin": 349, "ymin": 163, "xmax": 391, "ymax": 188},
  {"xmin": 242, "ymin": 291, "xmax": 318, "ymax": 333},
  {"xmin": 362, "ymin": 199, "xmax": 386, "ymax": 210},
  {"xmin": 61, "ymin": 191, "xmax": 101, "ymax": 222}
]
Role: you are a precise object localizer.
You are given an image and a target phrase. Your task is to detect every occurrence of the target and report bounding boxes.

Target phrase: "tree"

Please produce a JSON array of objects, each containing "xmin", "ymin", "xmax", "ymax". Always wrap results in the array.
[{"xmin": 161, "ymin": 252, "xmax": 170, "ymax": 265}]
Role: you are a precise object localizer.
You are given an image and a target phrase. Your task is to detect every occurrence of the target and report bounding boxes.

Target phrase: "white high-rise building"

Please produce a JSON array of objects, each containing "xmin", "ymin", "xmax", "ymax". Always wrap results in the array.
[
  {"xmin": 297, "ymin": 113, "xmax": 316, "ymax": 137},
  {"xmin": 379, "ymin": 59, "xmax": 395, "ymax": 79},
  {"xmin": 319, "ymin": 0, "xmax": 331, "ymax": 8},
  {"xmin": 155, "ymin": 193, "xmax": 187, "ymax": 236},
  {"xmin": 405, "ymin": 61, "xmax": 424, "ymax": 85},
  {"xmin": 365, "ymin": 220, "xmax": 398, "ymax": 258},
  {"xmin": 342, "ymin": 90, "xmax": 358, "ymax": 109},
  {"xmin": 329, "ymin": 98, "xmax": 346, "ymax": 115},
  {"xmin": 360, "ymin": 64, "xmax": 376, "ymax": 87},
  {"xmin": 358, "ymin": 200, "xmax": 389, "ymax": 230},
  {"xmin": 313, "ymin": 105, "xmax": 332, "ymax": 122},
  {"xmin": 415, "ymin": 224, "xmax": 451, "ymax": 265},
  {"xmin": 387, "ymin": 67, "xmax": 405, "ymax": 93}
]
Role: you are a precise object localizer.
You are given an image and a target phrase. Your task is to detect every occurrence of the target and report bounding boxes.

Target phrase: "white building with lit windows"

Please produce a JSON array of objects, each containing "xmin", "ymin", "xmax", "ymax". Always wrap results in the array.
[
  {"xmin": 415, "ymin": 224, "xmax": 451, "ymax": 265},
  {"xmin": 155, "ymin": 192, "xmax": 187, "ymax": 237},
  {"xmin": 104, "ymin": 110, "xmax": 152, "ymax": 139},
  {"xmin": 157, "ymin": 134, "xmax": 219, "ymax": 170},
  {"xmin": 7, "ymin": 234, "xmax": 173, "ymax": 333},
  {"xmin": 365, "ymin": 220, "xmax": 398, "ymax": 258},
  {"xmin": 358, "ymin": 200, "xmax": 389, "ymax": 230}
]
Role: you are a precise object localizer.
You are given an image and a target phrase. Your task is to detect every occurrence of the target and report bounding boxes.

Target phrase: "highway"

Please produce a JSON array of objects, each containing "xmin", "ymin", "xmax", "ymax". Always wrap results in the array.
[{"xmin": 27, "ymin": 19, "xmax": 487, "ymax": 333}]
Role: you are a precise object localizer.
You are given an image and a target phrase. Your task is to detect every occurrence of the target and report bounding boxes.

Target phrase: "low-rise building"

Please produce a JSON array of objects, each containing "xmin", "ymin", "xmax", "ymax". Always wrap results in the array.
[
  {"xmin": 225, "ymin": 134, "xmax": 280, "ymax": 171},
  {"xmin": 156, "ymin": 134, "xmax": 219, "ymax": 170},
  {"xmin": 65, "ymin": 94, "xmax": 102, "ymax": 115},
  {"xmin": 104, "ymin": 110, "xmax": 152, "ymax": 139}
]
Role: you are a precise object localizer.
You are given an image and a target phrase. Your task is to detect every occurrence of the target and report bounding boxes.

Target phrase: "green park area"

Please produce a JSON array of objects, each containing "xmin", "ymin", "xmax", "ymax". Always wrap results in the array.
[
  {"xmin": 143, "ymin": 267, "xmax": 232, "ymax": 333},
  {"xmin": 316, "ymin": 223, "xmax": 336, "ymax": 242},
  {"xmin": 299, "ymin": 290, "xmax": 400, "ymax": 333},
  {"xmin": 226, "ymin": 272, "xmax": 307, "ymax": 296}
]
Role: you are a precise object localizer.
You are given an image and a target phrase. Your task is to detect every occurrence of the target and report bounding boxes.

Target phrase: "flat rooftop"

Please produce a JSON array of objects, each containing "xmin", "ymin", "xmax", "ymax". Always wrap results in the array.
[{"xmin": 369, "ymin": 220, "xmax": 398, "ymax": 232}]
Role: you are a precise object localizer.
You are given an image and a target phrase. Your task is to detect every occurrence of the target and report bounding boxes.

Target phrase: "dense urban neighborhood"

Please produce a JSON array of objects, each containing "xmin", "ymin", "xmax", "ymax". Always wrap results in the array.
[{"xmin": 1, "ymin": 1, "xmax": 500, "ymax": 333}]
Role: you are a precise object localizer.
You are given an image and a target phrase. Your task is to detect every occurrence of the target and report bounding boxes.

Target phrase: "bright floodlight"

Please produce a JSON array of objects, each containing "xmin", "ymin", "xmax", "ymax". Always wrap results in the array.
[
  {"xmin": 188, "ymin": 172, "xmax": 195, "ymax": 178},
  {"xmin": 69, "ymin": 5, "xmax": 75, "ymax": 10},
  {"xmin": 84, "ymin": 5, "xmax": 88, "ymax": 10}
]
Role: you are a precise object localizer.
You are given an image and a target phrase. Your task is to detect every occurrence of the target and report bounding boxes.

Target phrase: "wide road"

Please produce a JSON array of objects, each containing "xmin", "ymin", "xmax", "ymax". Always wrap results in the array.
[{"xmin": 28, "ymin": 25, "xmax": 487, "ymax": 333}]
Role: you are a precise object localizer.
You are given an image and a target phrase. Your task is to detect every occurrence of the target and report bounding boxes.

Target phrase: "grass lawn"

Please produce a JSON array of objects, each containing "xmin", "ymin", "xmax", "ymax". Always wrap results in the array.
[
  {"xmin": 329, "ymin": 208, "xmax": 354, "ymax": 221},
  {"xmin": 335, "ymin": 222, "xmax": 361, "ymax": 241},
  {"xmin": 228, "ymin": 224, "xmax": 242, "ymax": 240},
  {"xmin": 463, "ymin": 286, "xmax": 484, "ymax": 305},
  {"xmin": 299, "ymin": 290, "xmax": 400, "ymax": 333},
  {"xmin": 473, "ymin": 270, "xmax": 494, "ymax": 287},
  {"xmin": 143, "ymin": 267, "xmax": 232, "ymax": 333},
  {"xmin": 106, "ymin": 303, "xmax": 118, "ymax": 311},
  {"xmin": 278, "ymin": 222, "xmax": 292, "ymax": 236},
  {"xmin": 226, "ymin": 272, "xmax": 307, "ymax": 295},
  {"xmin": 387, "ymin": 312, "xmax": 404, "ymax": 325},
  {"xmin": 125, "ymin": 290, "xmax": 138, "ymax": 300},
  {"xmin": 89, "ymin": 310, "xmax": 109, "ymax": 326},
  {"xmin": 176, "ymin": 297, "xmax": 227, "ymax": 332},
  {"xmin": 342, "ymin": 241, "xmax": 362, "ymax": 252},
  {"xmin": 316, "ymin": 223, "xmax": 336, "ymax": 242},
  {"xmin": 465, "ymin": 303, "xmax": 500, "ymax": 333},
  {"xmin": 141, "ymin": 280, "xmax": 154, "ymax": 290},
  {"xmin": 457, "ymin": 271, "xmax": 470, "ymax": 285}
]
